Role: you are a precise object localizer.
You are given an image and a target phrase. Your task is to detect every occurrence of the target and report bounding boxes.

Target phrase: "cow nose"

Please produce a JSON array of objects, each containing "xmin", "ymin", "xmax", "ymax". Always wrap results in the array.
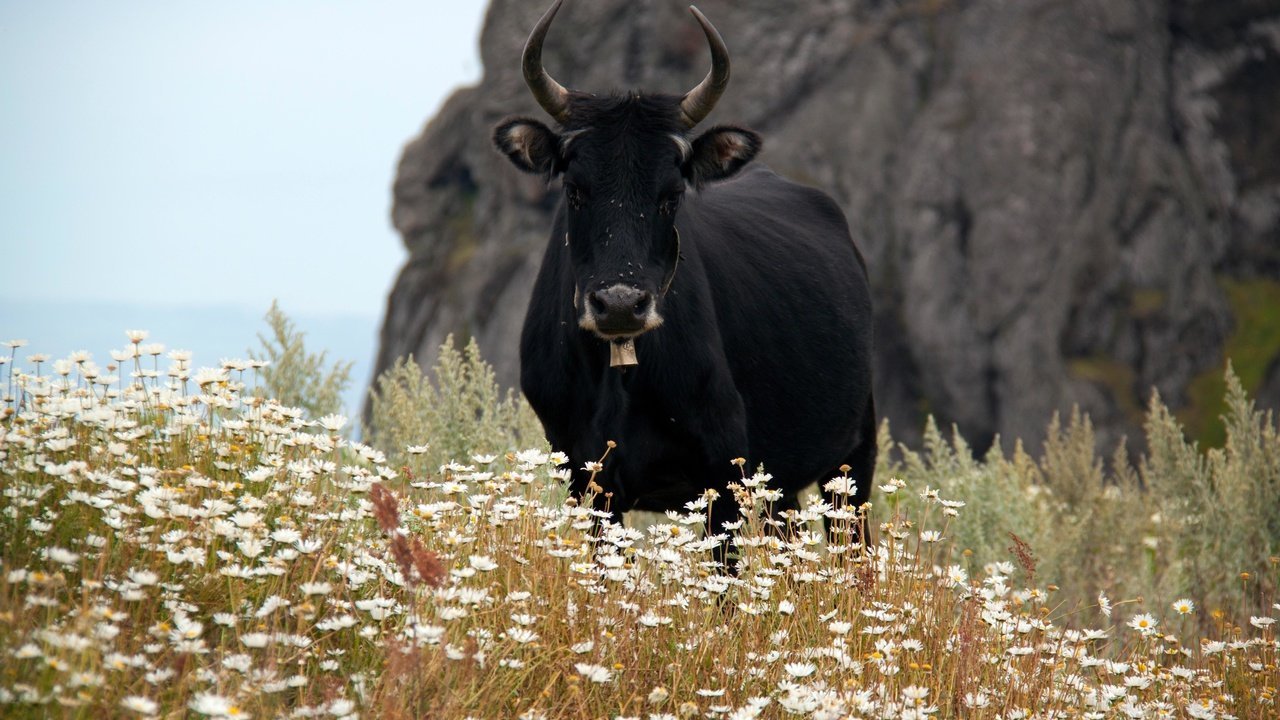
[{"xmin": 588, "ymin": 285, "xmax": 653, "ymax": 331}]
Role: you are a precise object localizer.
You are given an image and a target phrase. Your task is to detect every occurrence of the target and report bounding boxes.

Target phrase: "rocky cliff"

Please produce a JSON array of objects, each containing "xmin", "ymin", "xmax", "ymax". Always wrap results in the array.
[{"xmin": 373, "ymin": 0, "xmax": 1280, "ymax": 453}]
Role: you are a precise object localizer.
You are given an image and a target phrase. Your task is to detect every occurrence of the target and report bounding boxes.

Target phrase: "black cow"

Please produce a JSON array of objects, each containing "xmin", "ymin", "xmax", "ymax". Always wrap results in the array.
[{"xmin": 493, "ymin": 0, "xmax": 875, "ymax": 553}]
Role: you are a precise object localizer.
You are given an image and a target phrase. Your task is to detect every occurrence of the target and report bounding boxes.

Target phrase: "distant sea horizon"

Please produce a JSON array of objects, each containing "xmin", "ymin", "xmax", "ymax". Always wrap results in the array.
[{"xmin": 0, "ymin": 297, "xmax": 381, "ymax": 421}]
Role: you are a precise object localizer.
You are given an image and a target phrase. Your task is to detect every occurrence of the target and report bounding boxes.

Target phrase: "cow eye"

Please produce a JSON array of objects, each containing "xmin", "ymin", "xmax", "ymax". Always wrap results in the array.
[
  {"xmin": 565, "ymin": 184, "xmax": 586, "ymax": 210},
  {"xmin": 659, "ymin": 191, "xmax": 684, "ymax": 216}
]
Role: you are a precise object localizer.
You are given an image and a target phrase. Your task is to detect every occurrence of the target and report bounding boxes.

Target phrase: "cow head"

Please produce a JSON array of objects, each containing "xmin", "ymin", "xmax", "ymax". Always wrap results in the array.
[{"xmin": 493, "ymin": 0, "xmax": 761, "ymax": 341}]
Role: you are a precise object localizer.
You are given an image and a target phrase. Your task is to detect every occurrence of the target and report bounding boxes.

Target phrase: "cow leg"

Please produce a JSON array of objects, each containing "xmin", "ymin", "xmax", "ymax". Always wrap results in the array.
[
  {"xmin": 707, "ymin": 491, "xmax": 742, "ymax": 571},
  {"xmin": 661, "ymin": 366, "xmax": 750, "ymax": 570},
  {"xmin": 688, "ymin": 432, "xmax": 748, "ymax": 571},
  {"xmin": 823, "ymin": 393, "xmax": 877, "ymax": 548}
]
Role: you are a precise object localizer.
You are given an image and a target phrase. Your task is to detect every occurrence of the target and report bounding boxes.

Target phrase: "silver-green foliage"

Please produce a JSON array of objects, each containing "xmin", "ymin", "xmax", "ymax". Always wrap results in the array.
[
  {"xmin": 1144, "ymin": 368, "xmax": 1280, "ymax": 612},
  {"xmin": 249, "ymin": 301, "xmax": 352, "ymax": 421},
  {"xmin": 367, "ymin": 335, "xmax": 545, "ymax": 476},
  {"xmin": 877, "ymin": 365, "xmax": 1278, "ymax": 620}
]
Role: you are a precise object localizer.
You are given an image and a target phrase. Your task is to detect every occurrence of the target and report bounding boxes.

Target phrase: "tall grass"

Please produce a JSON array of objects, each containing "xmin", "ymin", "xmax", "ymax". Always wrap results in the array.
[{"xmin": 0, "ymin": 321, "xmax": 1276, "ymax": 718}]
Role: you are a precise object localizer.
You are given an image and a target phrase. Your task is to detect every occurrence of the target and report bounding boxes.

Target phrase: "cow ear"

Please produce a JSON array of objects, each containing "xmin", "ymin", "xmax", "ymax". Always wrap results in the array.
[
  {"xmin": 686, "ymin": 125, "xmax": 762, "ymax": 186},
  {"xmin": 493, "ymin": 117, "xmax": 561, "ymax": 176}
]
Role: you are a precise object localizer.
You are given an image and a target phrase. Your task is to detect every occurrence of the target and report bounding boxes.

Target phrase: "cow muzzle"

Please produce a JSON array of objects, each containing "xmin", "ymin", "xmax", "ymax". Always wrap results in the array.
[{"xmin": 580, "ymin": 284, "xmax": 662, "ymax": 339}]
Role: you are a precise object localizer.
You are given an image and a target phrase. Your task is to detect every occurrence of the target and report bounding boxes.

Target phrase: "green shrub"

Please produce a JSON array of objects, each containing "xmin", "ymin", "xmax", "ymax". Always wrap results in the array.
[
  {"xmin": 365, "ymin": 335, "xmax": 545, "ymax": 476},
  {"xmin": 249, "ymin": 301, "xmax": 352, "ymax": 421},
  {"xmin": 1146, "ymin": 368, "xmax": 1280, "ymax": 613},
  {"xmin": 877, "ymin": 365, "xmax": 1279, "ymax": 624}
]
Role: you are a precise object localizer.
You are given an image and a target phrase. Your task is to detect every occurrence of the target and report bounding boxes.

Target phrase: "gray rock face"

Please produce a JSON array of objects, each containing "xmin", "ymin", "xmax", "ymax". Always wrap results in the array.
[{"xmin": 373, "ymin": 0, "xmax": 1280, "ymax": 453}]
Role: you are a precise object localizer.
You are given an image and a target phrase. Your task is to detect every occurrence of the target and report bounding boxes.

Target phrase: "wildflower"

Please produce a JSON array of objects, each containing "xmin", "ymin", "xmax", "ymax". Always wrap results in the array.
[
  {"xmin": 222, "ymin": 654, "xmax": 253, "ymax": 673},
  {"xmin": 516, "ymin": 448, "xmax": 549, "ymax": 465},
  {"xmin": 193, "ymin": 367, "xmax": 228, "ymax": 387},
  {"xmin": 45, "ymin": 547, "xmax": 80, "ymax": 566},
  {"xmin": 1097, "ymin": 592, "xmax": 1112, "ymax": 618},
  {"xmin": 255, "ymin": 595, "xmax": 289, "ymax": 617},
  {"xmin": 1123, "ymin": 675, "xmax": 1151, "ymax": 689},
  {"xmin": 316, "ymin": 615, "xmax": 357, "ymax": 631},
  {"xmin": 507, "ymin": 628, "xmax": 538, "ymax": 644},
  {"xmin": 145, "ymin": 668, "xmax": 175, "ymax": 685},
  {"xmin": 1171, "ymin": 598, "xmax": 1195, "ymax": 615},
  {"xmin": 229, "ymin": 511, "xmax": 264, "ymax": 530},
  {"xmin": 469, "ymin": 555, "xmax": 499, "ymax": 571},
  {"xmin": 575, "ymin": 662, "xmax": 614, "ymax": 683},
  {"xmin": 638, "ymin": 612, "xmax": 672, "ymax": 627},
  {"xmin": 327, "ymin": 699, "xmax": 356, "ymax": 717},
  {"xmin": 823, "ymin": 476, "xmax": 857, "ymax": 495},
  {"xmin": 188, "ymin": 693, "xmax": 242, "ymax": 717},
  {"xmin": 241, "ymin": 633, "xmax": 270, "ymax": 648},
  {"xmin": 648, "ymin": 686, "xmax": 670, "ymax": 705},
  {"xmin": 316, "ymin": 414, "xmax": 347, "ymax": 432},
  {"xmin": 784, "ymin": 661, "xmax": 816, "ymax": 678},
  {"xmin": 237, "ymin": 537, "xmax": 265, "ymax": 559},
  {"xmin": 777, "ymin": 599, "xmax": 795, "ymax": 615},
  {"xmin": 299, "ymin": 582, "xmax": 332, "ymax": 596},
  {"xmin": 170, "ymin": 616, "xmax": 203, "ymax": 642},
  {"xmin": 1250, "ymin": 616, "xmax": 1276, "ymax": 629},
  {"xmin": 828, "ymin": 620, "xmax": 852, "ymax": 635},
  {"xmin": 125, "ymin": 330, "xmax": 149, "ymax": 343},
  {"xmin": 945, "ymin": 565, "xmax": 968, "ymax": 587},
  {"xmin": 120, "ymin": 696, "xmax": 158, "ymax": 714},
  {"xmin": 269, "ymin": 527, "xmax": 302, "ymax": 544},
  {"xmin": 438, "ymin": 607, "xmax": 468, "ymax": 621},
  {"xmin": 14, "ymin": 643, "xmax": 41, "ymax": 659},
  {"xmin": 1127, "ymin": 613, "xmax": 1158, "ymax": 635},
  {"xmin": 570, "ymin": 640, "xmax": 594, "ymax": 654},
  {"xmin": 696, "ymin": 688, "xmax": 725, "ymax": 697},
  {"xmin": 1185, "ymin": 700, "xmax": 1217, "ymax": 720},
  {"xmin": 754, "ymin": 488, "xmax": 783, "ymax": 503},
  {"xmin": 902, "ymin": 685, "xmax": 929, "ymax": 704}
]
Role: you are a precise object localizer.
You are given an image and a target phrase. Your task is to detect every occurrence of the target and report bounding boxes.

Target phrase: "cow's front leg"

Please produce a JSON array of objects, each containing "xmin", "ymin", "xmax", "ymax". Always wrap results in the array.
[
  {"xmin": 706, "ymin": 486, "xmax": 743, "ymax": 570},
  {"xmin": 690, "ymin": 384, "xmax": 751, "ymax": 570}
]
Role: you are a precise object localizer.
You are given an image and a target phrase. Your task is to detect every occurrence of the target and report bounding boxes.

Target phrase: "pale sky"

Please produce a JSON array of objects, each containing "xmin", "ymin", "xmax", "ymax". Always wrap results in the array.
[{"xmin": 0, "ymin": 0, "xmax": 489, "ymax": 318}]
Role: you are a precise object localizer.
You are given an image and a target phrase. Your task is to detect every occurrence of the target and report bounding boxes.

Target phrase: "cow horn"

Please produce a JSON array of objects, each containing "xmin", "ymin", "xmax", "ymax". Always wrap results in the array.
[
  {"xmin": 523, "ymin": 0, "xmax": 572, "ymax": 123},
  {"xmin": 679, "ymin": 6, "xmax": 730, "ymax": 129}
]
